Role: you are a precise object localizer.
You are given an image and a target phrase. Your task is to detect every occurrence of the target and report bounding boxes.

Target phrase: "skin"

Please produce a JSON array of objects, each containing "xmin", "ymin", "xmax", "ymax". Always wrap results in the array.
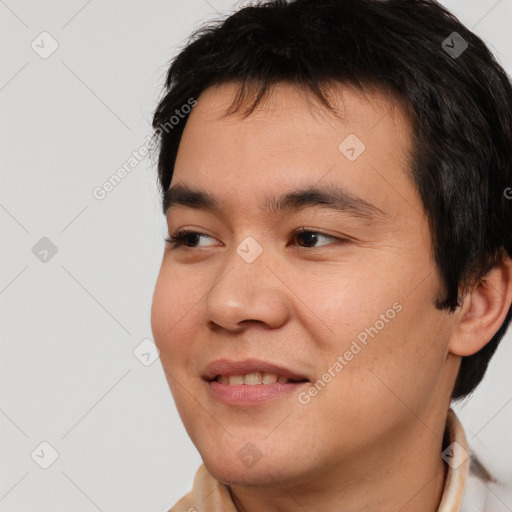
[{"xmin": 151, "ymin": 81, "xmax": 512, "ymax": 512}]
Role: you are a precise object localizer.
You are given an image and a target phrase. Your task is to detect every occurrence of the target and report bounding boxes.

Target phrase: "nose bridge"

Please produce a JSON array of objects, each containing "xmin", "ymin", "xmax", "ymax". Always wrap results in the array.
[{"xmin": 204, "ymin": 233, "xmax": 290, "ymax": 330}]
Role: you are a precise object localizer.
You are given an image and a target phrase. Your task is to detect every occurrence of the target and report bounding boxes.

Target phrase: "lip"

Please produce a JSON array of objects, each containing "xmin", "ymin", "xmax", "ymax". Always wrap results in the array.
[
  {"xmin": 207, "ymin": 380, "xmax": 308, "ymax": 406},
  {"xmin": 202, "ymin": 358, "xmax": 310, "ymax": 382}
]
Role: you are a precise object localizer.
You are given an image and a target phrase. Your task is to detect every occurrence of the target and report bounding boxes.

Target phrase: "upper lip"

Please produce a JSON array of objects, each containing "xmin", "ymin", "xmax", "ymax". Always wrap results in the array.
[{"xmin": 202, "ymin": 358, "xmax": 310, "ymax": 382}]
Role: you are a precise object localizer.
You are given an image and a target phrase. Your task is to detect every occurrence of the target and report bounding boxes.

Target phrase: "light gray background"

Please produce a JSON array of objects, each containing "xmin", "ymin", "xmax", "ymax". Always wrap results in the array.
[{"xmin": 1, "ymin": 0, "xmax": 511, "ymax": 510}]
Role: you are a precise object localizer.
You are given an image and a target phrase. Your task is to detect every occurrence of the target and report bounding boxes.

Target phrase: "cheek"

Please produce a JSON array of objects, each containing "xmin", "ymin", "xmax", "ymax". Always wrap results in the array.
[
  {"xmin": 150, "ymin": 264, "xmax": 203, "ymax": 368},
  {"xmin": 300, "ymin": 305, "xmax": 449, "ymax": 457},
  {"xmin": 305, "ymin": 266, "xmax": 400, "ymax": 347},
  {"xmin": 150, "ymin": 268, "xmax": 206, "ymax": 422},
  {"xmin": 309, "ymin": 264, "xmax": 448, "ymax": 402}
]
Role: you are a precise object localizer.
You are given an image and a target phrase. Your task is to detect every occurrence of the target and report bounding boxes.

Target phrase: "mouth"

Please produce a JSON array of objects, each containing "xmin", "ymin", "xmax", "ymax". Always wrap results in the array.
[
  {"xmin": 202, "ymin": 358, "xmax": 310, "ymax": 383},
  {"xmin": 203, "ymin": 358, "xmax": 310, "ymax": 406},
  {"xmin": 212, "ymin": 372, "xmax": 308, "ymax": 385}
]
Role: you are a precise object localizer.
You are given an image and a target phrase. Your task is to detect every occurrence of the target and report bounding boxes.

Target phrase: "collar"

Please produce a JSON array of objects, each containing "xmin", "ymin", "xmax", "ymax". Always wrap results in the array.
[
  {"xmin": 438, "ymin": 408, "xmax": 470, "ymax": 511},
  {"xmin": 170, "ymin": 408, "xmax": 470, "ymax": 512}
]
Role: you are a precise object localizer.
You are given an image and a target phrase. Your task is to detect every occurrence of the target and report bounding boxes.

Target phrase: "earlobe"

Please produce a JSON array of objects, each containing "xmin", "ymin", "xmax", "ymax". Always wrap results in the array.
[{"xmin": 449, "ymin": 256, "xmax": 512, "ymax": 357}]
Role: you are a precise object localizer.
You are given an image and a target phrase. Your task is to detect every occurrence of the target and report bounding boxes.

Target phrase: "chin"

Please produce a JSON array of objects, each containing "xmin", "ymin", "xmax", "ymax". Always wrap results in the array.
[
  {"xmin": 203, "ymin": 459, "xmax": 283, "ymax": 487},
  {"xmin": 200, "ymin": 445, "xmax": 309, "ymax": 488}
]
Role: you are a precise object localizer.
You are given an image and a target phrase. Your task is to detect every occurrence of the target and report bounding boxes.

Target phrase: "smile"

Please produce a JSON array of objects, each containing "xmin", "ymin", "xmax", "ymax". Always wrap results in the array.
[{"xmin": 214, "ymin": 372, "xmax": 307, "ymax": 385}]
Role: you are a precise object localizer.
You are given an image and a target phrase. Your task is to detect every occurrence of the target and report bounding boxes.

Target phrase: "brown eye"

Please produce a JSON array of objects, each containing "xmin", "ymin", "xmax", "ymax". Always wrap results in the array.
[
  {"xmin": 293, "ymin": 228, "xmax": 340, "ymax": 248},
  {"xmin": 165, "ymin": 230, "xmax": 218, "ymax": 248}
]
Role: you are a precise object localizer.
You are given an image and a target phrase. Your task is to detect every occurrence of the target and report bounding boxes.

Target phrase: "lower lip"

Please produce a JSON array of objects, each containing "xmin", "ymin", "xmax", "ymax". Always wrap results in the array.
[{"xmin": 208, "ymin": 380, "xmax": 308, "ymax": 406}]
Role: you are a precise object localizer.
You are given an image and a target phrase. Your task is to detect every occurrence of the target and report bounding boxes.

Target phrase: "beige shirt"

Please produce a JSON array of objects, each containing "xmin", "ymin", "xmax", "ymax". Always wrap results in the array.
[{"xmin": 169, "ymin": 409, "xmax": 490, "ymax": 512}]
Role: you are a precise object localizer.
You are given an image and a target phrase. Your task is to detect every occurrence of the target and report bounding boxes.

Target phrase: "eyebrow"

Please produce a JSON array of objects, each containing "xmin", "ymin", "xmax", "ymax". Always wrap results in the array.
[{"xmin": 163, "ymin": 183, "xmax": 388, "ymax": 224}]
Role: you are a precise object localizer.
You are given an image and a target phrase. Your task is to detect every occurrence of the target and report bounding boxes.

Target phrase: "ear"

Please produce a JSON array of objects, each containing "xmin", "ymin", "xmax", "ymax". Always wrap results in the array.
[{"xmin": 449, "ymin": 255, "xmax": 512, "ymax": 357}]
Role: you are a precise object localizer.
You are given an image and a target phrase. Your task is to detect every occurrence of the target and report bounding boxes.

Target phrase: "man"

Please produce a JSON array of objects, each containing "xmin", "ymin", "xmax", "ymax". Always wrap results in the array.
[{"xmin": 150, "ymin": 0, "xmax": 512, "ymax": 510}]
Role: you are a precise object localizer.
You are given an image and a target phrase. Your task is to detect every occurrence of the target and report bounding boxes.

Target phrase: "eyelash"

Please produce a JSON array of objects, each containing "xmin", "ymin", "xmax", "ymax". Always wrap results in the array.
[{"xmin": 165, "ymin": 228, "xmax": 349, "ymax": 249}]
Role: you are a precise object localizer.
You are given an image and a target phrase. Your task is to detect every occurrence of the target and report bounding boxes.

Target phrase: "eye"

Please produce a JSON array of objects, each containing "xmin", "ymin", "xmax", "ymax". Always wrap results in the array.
[
  {"xmin": 165, "ymin": 229, "xmax": 218, "ymax": 248},
  {"xmin": 165, "ymin": 227, "xmax": 348, "ymax": 249},
  {"xmin": 292, "ymin": 227, "xmax": 341, "ymax": 248}
]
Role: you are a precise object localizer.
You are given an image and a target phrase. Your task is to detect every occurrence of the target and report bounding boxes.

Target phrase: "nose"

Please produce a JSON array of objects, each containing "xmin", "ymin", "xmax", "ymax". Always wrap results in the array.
[{"xmin": 204, "ymin": 242, "xmax": 291, "ymax": 333}]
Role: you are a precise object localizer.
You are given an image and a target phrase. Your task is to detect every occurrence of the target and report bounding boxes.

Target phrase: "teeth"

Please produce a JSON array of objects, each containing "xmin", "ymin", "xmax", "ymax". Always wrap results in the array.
[
  {"xmin": 243, "ymin": 372, "xmax": 262, "ymax": 385},
  {"xmin": 262, "ymin": 372, "xmax": 278, "ymax": 384},
  {"xmin": 217, "ymin": 373, "xmax": 292, "ymax": 385},
  {"xmin": 228, "ymin": 375, "xmax": 244, "ymax": 385}
]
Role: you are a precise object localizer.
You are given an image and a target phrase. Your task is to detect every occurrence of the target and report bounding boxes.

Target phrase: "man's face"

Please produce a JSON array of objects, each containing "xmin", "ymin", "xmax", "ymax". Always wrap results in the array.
[{"xmin": 151, "ymin": 81, "xmax": 459, "ymax": 486}]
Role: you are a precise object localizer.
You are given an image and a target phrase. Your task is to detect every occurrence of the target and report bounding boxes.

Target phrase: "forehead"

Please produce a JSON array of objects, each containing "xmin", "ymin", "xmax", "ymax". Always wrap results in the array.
[
  {"xmin": 186, "ymin": 80, "xmax": 412, "ymax": 134},
  {"xmin": 171, "ymin": 80, "xmax": 420, "ymax": 223}
]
